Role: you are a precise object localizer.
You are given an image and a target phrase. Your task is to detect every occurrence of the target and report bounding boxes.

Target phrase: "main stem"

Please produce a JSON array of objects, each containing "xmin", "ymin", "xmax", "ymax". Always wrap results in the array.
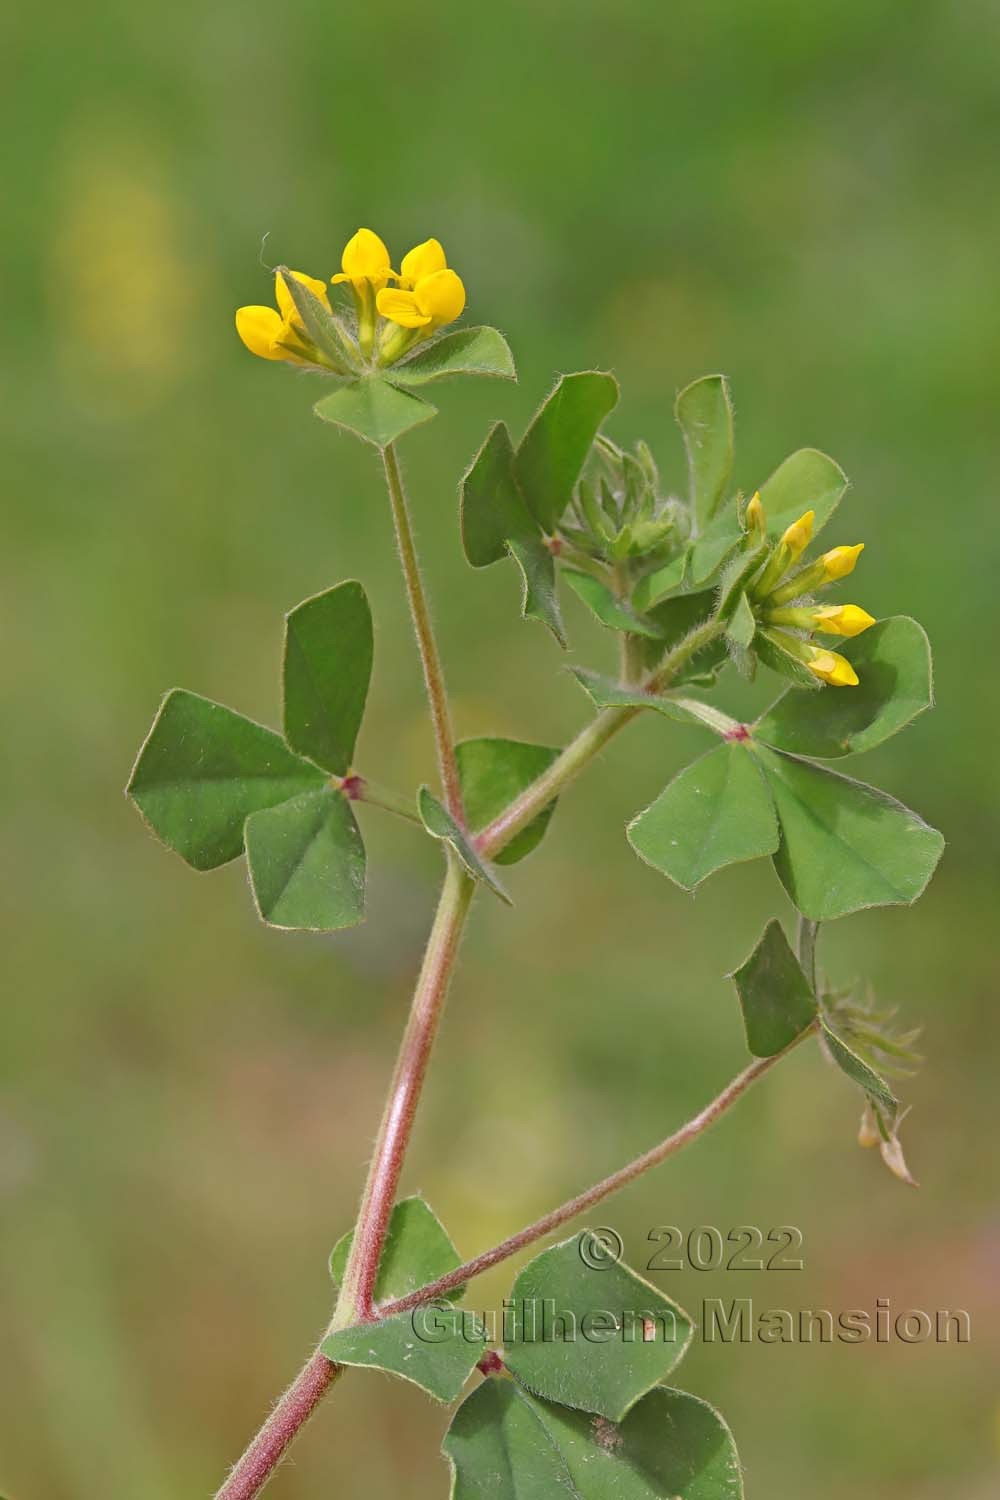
[
  {"xmin": 382, "ymin": 442, "xmax": 465, "ymax": 822},
  {"xmin": 214, "ymin": 613, "xmax": 727, "ymax": 1497},
  {"xmin": 215, "ymin": 857, "xmax": 474, "ymax": 1500},
  {"xmin": 333, "ymin": 856, "xmax": 474, "ymax": 1322}
]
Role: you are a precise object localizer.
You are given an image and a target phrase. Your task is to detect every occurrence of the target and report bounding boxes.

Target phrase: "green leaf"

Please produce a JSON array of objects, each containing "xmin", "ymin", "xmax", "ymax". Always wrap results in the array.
[
  {"xmin": 507, "ymin": 535, "xmax": 567, "ymax": 647},
  {"xmin": 688, "ymin": 514, "xmax": 743, "ymax": 587},
  {"xmin": 330, "ymin": 1196, "xmax": 464, "ymax": 1304},
  {"xmin": 632, "ymin": 552, "xmax": 688, "ymax": 612},
  {"xmin": 821, "ymin": 1021, "xmax": 898, "ymax": 1121},
  {"xmin": 676, "ymin": 374, "xmax": 734, "ymax": 527},
  {"xmin": 725, "ymin": 591, "xmax": 756, "ymax": 648},
  {"xmin": 628, "ymin": 743, "xmax": 779, "ymax": 892},
  {"xmin": 758, "ymin": 448, "xmax": 848, "ymax": 539},
  {"xmin": 456, "ymin": 738, "xmax": 560, "ymax": 865},
  {"xmin": 417, "ymin": 787, "xmax": 513, "ymax": 904},
  {"xmin": 515, "ymin": 372, "xmax": 620, "ymax": 532},
  {"xmin": 460, "ymin": 421, "xmax": 538, "ymax": 568},
  {"xmin": 502, "ymin": 1233, "xmax": 692, "ymax": 1421},
  {"xmin": 687, "ymin": 448, "xmax": 848, "ymax": 587},
  {"xmin": 755, "ymin": 617, "xmax": 933, "ymax": 758},
  {"xmin": 390, "ymin": 326, "xmax": 516, "ymax": 385},
  {"xmin": 277, "ymin": 268, "xmax": 358, "ymax": 375},
  {"xmin": 445, "ymin": 1381, "xmax": 744, "ymax": 1500},
  {"xmin": 322, "ymin": 1304, "xmax": 485, "ymax": 1403},
  {"xmin": 127, "ymin": 689, "xmax": 325, "ymax": 870},
  {"xmin": 314, "ymin": 377, "xmax": 435, "ymax": 448},
  {"xmin": 283, "ymin": 581, "xmax": 373, "ymax": 775},
  {"xmin": 562, "ymin": 570, "xmax": 664, "ymax": 638},
  {"xmin": 244, "ymin": 787, "xmax": 365, "ymax": 931},
  {"xmin": 755, "ymin": 746, "xmax": 945, "ymax": 920},
  {"xmin": 729, "ymin": 920, "xmax": 817, "ymax": 1056},
  {"xmin": 569, "ymin": 668, "xmax": 741, "ymax": 738}
]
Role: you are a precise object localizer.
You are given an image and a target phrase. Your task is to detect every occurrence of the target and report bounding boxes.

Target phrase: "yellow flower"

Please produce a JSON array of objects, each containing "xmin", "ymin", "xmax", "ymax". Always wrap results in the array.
[
  {"xmin": 812, "ymin": 604, "xmax": 876, "ymax": 637},
  {"xmin": 376, "ymin": 238, "xmax": 465, "ymax": 335},
  {"xmin": 780, "ymin": 509, "xmax": 815, "ymax": 563},
  {"xmin": 331, "ymin": 228, "xmax": 395, "ymax": 293},
  {"xmin": 398, "ymin": 237, "xmax": 448, "ymax": 288},
  {"xmin": 820, "ymin": 542, "xmax": 865, "ymax": 581},
  {"xmin": 377, "ymin": 268, "xmax": 466, "ymax": 332},
  {"xmin": 806, "ymin": 646, "xmax": 859, "ymax": 687},
  {"xmin": 235, "ymin": 270, "xmax": 330, "ymax": 364}
]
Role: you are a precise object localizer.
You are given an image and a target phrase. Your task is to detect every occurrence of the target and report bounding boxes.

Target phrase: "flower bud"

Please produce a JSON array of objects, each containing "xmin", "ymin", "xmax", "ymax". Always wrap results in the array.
[
  {"xmin": 812, "ymin": 604, "xmax": 876, "ymax": 637},
  {"xmin": 858, "ymin": 1103, "xmax": 880, "ymax": 1149},
  {"xmin": 821, "ymin": 543, "xmax": 864, "ymax": 581},
  {"xmin": 767, "ymin": 603, "xmax": 876, "ymax": 638},
  {"xmin": 806, "ymin": 646, "xmax": 859, "ymax": 687},
  {"xmin": 779, "ymin": 509, "xmax": 814, "ymax": 563},
  {"xmin": 745, "ymin": 490, "xmax": 766, "ymax": 538}
]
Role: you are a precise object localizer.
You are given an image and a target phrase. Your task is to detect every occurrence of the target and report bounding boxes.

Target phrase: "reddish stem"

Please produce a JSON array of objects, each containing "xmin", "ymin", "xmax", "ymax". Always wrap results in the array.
[
  {"xmin": 215, "ymin": 1353, "xmax": 339, "ymax": 1500},
  {"xmin": 333, "ymin": 857, "xmax": 475, "ymax": 1321}
]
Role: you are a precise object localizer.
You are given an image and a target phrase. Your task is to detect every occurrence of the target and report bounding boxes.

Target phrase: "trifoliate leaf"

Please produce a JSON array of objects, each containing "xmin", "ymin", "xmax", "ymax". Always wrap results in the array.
[
  {"xmin": 755, "ymin": 746, "xmax": 945, "ymax": 920},
  {"xmin": 390, "ymin": 326, "xmax": 515, "ymax": 385},
  {"xmin": 444, "ymin": 1381, "xmax": 744, "ymax": 1500},
  {"xmin": 729, "ymin": 920, "xmax": 817, "ymax": 1056},
  {"xmin": 244, "ymin": 787, "xmax": 365, "ymax": 931},
  {"xmin": 502, "ymin": 1233, "xmax": 692, "ymax": 1420},
  {"xmin": 127, "ymin": 689, "xmax": 325, "ymax": 870},
  {"xmin": 515, "ymin": 372, "xmax": 619, "ymax": 532},
  {"xmin": 675, "ymin": 374, "xmax": 734, "ymax": 527},
  {"xmin": 755, "ymin": 616, "xmax": 933, "ymax": 758},
  {"xmin": 314, "ymin": 378, "xmax": 435, "ymax": 448},
  {"xmin": 283, "ymin": 581, "xmax": 373, "ymax": 775},
  {"xmin": 628, "ymin": 743, "xmax": 779, "ymax": 892}
]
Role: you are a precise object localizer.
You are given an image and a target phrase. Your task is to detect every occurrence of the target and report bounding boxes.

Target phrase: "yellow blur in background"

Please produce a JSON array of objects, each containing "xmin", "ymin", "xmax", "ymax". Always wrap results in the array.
[{"xmin": 1, "ymin": 1, "xmax": 997, "ymax": 1496}]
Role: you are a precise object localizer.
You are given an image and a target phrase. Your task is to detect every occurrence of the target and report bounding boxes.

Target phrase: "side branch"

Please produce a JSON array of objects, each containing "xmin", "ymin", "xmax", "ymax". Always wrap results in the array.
[{"xmin": 380, "ymin": 1029, "xmax": 813, "ymax": 1318}]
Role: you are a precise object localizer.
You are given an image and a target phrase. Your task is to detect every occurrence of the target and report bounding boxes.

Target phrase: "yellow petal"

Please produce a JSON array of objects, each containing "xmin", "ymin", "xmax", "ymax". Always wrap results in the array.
[
  {"xmin": 400, "ymin": 237, "xmax": 447, "ymax": 288},
  {"xmin": 235, "ymin": 305, "xmax": 287, "ymax": 360},
  {"xmin": 275, "ymin": 269, "xmax": 331, "ymax": 324},
  {"xmin": 780, "ymin": 509, "xmax": 815, "ymax": 561},
  {"xmin": 821, "ymin": 543, "xmax": 864, "ymax": 581},
  {"xmin": 813, "ymin": 604, "xmax": 876, "ymax": 637},
  {"xmin": 413, "ymin": 268, "xmax": 466, "ymax": 329},
  {"xmin": 335, "ymin": 227, "xmax": 393, "ymax": 287},
  {"xmin": 376, "ymin": 287, "xmax": 432, "ymax": 329},
  {"xmin": 807, "ymin": 647, "xmax": 859, "ymax": 687}
]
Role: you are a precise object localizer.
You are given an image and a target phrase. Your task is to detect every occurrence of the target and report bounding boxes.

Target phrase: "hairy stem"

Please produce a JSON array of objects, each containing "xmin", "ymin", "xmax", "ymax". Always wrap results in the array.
[
  {"xmin": 215, "ymin": 858, "xmax": 474, "ymax": 1500},
  {"xmin": 380, "ymin": 1029, "xmax": 814, "ymax": 1318},
  {"xmin": 216, "ymin": 1026, "xmax": 811, "ymax": 1500},
  {"xmin": 213, "ymin": 613, "xmax": 728, "ymax": 1496},
  {"xmin": 215, "ymin": 1356, "xmax": 342, "ymax": 1500},
  {"xmin": 333, "ymin": 855, "xmax": 475, "ymax": 1323},
  {"xmin": 382, "ymin": 441, "xmax": 465, "ymax": 822}
]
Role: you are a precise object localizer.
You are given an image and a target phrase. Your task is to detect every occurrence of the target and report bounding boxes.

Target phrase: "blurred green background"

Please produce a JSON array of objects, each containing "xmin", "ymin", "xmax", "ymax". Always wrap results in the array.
[{"xmin": 2, "ymin": 0, "xmax": 997, "ymax": 1495}]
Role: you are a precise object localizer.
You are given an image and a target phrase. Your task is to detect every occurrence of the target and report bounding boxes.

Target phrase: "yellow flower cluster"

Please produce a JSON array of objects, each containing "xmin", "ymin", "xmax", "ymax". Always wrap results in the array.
[
  {"xmin": 748, "ymin": 496, "xmax": 874, "ymax": 688},
  {"xmin": 235, "ymin": 228, "xmax": 466, "ymax": 368}
]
